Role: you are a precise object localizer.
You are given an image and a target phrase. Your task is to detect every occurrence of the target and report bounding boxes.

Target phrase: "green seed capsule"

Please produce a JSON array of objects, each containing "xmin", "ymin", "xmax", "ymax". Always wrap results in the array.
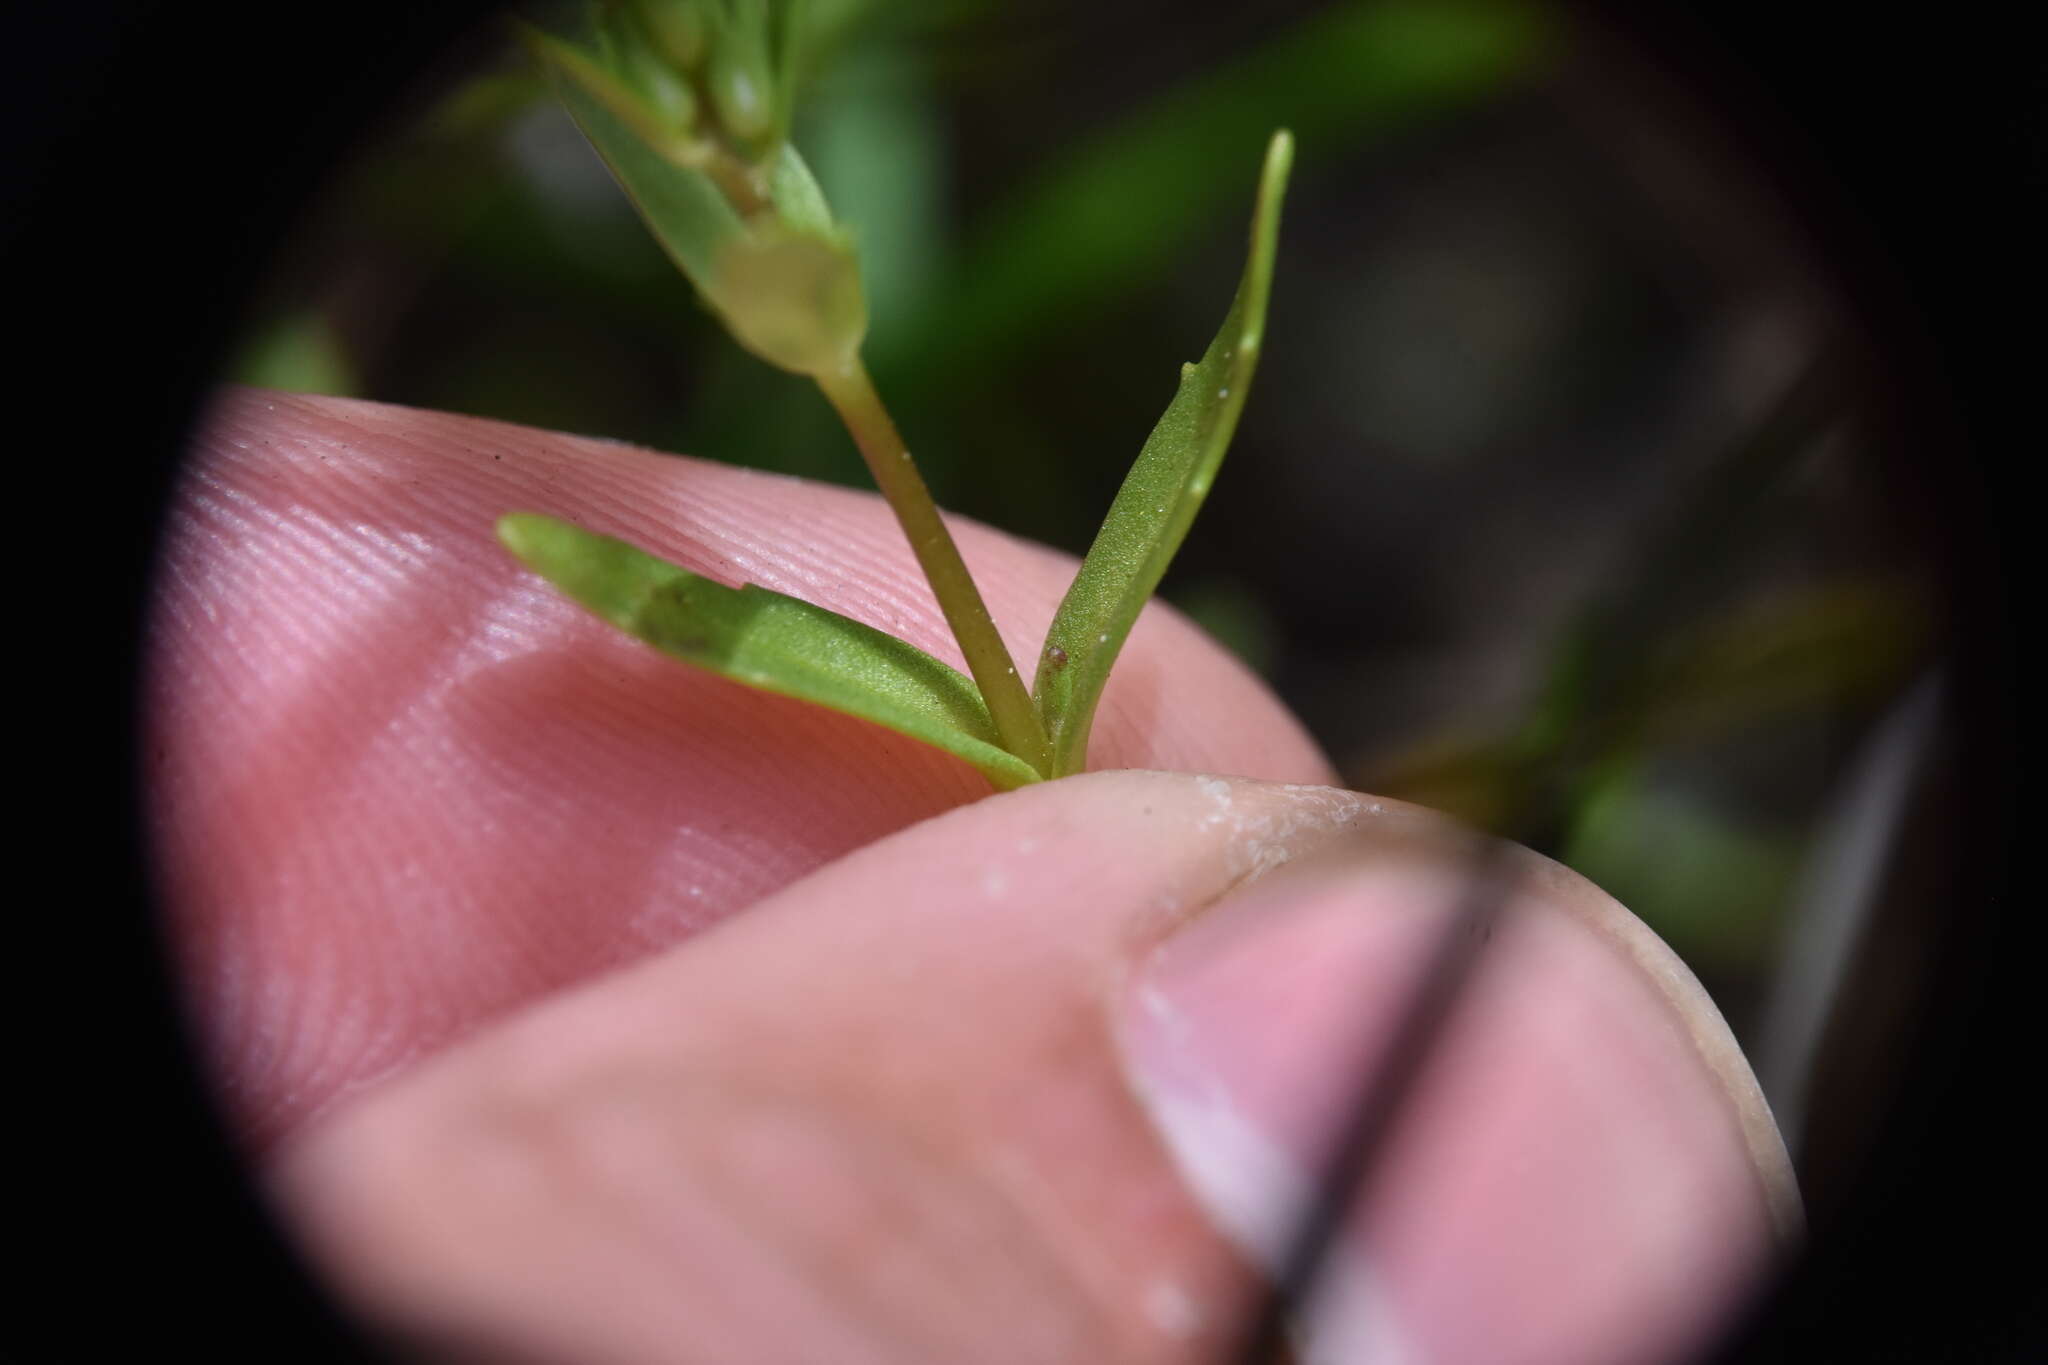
[
  {"xmin": 632, "ymin": 0, "xmax": 706, "ymax": 71},
  {"xmin": 708, "ymin": 34, "xmax": 774, "ymax": 145},
  {"xmin": 626, "ymin": 43, "xmax": 697, "ymax": 132}
]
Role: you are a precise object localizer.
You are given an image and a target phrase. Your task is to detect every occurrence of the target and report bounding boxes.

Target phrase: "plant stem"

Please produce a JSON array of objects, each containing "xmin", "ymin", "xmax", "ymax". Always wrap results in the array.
[{"xmin": 816, "ymin": 357, "xmax": 1053, "ymax": 776}]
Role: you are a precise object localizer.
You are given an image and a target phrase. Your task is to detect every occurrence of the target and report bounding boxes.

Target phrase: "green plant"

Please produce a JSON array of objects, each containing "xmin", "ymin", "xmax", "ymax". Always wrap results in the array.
[{"xmin": 498, "ymin": 0, "xmax": 1292, "ymax": 789}]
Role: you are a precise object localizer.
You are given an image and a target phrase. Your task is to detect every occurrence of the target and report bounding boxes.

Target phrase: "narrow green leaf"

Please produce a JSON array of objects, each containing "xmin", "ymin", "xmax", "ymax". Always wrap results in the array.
[
  {"xmin": 1033, "ymin": 130, "xmax": 1293, "ymax": 776},
  {"xmin": 499, "ymin": 513, "xmax": 1041, "ymax": 790}
]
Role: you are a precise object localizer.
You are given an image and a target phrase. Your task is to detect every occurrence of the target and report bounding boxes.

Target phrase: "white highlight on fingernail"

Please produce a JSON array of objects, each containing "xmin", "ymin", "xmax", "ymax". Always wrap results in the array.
[
  {"xmin": 1130, "ymin": 982, "xmax": 1421, "ymax": 1365},
  {"xmin": 1133, "ymin": 983, "xmax": 1308, "ymax": 1261}
]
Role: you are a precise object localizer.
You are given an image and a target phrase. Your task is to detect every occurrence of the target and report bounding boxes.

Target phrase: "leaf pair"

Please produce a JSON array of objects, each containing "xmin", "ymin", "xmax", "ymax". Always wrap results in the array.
[{"xmin": 503, "ymin": 12, "xmax": 1293, "ymax": 788}]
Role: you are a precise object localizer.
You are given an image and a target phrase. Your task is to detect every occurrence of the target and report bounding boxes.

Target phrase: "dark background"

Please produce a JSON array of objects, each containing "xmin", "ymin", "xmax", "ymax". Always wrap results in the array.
[{"xmin": 16, "ymin": 1, "xmax": 2033, "ymax": 1357}]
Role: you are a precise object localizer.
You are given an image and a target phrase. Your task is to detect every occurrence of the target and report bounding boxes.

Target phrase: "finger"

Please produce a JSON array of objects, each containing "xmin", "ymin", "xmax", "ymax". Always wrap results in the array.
[
  {"xmin": 147, "ymin": 389, "xmax": 1332, "ymax": 1146},
  {"xmin": 273, "ymin": 771, "xmax": 1796, "ymax": 1365}
]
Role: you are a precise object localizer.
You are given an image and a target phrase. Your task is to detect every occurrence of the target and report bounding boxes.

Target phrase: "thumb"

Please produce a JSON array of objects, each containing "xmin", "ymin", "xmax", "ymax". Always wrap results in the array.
[{"xmin": 271, "ymin": 771, "xmax": 1797, "ymax": 1365}]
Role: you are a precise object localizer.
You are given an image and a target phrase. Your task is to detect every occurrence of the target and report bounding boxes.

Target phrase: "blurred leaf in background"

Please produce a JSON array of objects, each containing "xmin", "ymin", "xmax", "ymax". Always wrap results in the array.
[
  {"xmin": 229, "ymin": 310, "xmax": 359, "ymax": 396},
  {"xmin": 1561, "ymin": 763, "xmax": 1800, "ymax": 977},
  {"xmin": 870, "ymin": 0, "xmax": 1549, "ymax": 397}
]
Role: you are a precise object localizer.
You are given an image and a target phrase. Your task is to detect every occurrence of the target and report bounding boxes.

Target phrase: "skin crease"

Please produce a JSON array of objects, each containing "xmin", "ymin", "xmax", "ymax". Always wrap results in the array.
[{"xmin": 149, "ymin": 391, "xmax": 1791, "ymax": 1364}]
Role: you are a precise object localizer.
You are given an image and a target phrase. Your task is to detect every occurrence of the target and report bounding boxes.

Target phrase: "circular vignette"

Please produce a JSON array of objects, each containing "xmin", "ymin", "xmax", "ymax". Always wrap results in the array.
[
  {"xmin": 1564, "ymin": 7, "xmax": 2026, "ymax": 1361},
  {"xmin": 33, "ymin": 3, "xmax": 510, "ymax": 1357},
  {"xmin": 35, "ymin": 0, "xmax": 2026, "ymax": 1359}
]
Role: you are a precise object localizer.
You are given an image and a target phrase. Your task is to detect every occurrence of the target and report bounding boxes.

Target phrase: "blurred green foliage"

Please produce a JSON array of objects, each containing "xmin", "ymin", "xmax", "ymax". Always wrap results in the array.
[
  {"xmin": 1562, "ymin": 766, "xmax": 1800, "ymax": 974},
  {"xmin": 867, "ymin": 0, "xmax": 1547, "ymax": 395},
  {"xmin": 229, "ymin": 0, "xmax": 1553, "ymax": 511},
  {"xmin": 230, "ymin": 311, "xmax": 359, "ymax": 396}
]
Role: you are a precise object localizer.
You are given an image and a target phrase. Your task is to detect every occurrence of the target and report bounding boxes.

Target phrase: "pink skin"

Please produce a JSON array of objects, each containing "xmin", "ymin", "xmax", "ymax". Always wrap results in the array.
[
  {"xmin": 149, "ymin": 391, "xmax": 1794, "ymax": 1363},
  {"xmin": 149, "ymin": 389, "xmax": 1332, "ymax": 1148}
]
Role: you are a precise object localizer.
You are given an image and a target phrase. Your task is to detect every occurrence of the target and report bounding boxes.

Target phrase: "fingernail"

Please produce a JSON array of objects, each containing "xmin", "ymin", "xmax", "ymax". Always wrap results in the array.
[{"xmin": 1118, "ymin": 838, "xmax": 1795, "ymax": 1365}]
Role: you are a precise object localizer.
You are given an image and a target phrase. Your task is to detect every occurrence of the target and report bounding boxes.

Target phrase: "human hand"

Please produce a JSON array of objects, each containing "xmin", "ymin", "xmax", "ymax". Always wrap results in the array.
[{"xmin": 148, "ymin": 390, "xmax": 1797, "ymax": 1363}]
